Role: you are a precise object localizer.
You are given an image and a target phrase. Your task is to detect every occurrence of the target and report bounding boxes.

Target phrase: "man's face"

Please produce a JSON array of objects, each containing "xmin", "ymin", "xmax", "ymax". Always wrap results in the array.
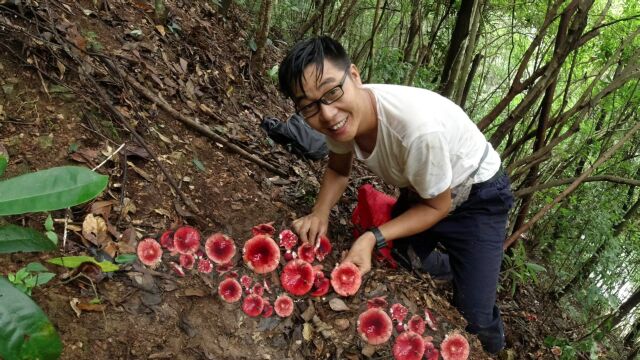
[{"xmin": 293, "ymin": 60, "xmax": 363, "ymax": 142}]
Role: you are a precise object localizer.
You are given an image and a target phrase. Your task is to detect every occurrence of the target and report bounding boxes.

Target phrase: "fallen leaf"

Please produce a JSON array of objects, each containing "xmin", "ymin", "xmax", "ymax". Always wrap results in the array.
[
  {"xmin": 70, "ymin": 298, "xmax": 82, "ymax": 317},
  {"xmin": 179, "ymin": 58, "xmax": 188, "ymax": 73},
  {"xmin": 329, "ymin": 298, "xmax": 350, "ymax": 312},
  {"xmin": 91, "ymin": 200, "xmax": 115, "ymax": 219},
  {"xmin": 302, "ymin": 323, "xmax": 313, "ymax": 341},
  {"xmin": 155, "ymin": 25, "xmax": 166, "ymax": 37},
  {"xmin": 76, "ymin": 301, "xmax": 107, "ymax": 312},
  {"xmin": 334, "ymin": 318, "xmax": 350, "ymax": 330},
  {"xmin": 82, "ymin": 214, "xmax": 110, "ymax": 247}
]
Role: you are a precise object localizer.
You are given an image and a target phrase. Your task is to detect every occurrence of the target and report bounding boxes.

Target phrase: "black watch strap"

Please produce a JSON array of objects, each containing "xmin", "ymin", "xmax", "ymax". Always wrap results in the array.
[{"xmin": 369, "ymin": 227, "xmax": 386, "ymax": 250}]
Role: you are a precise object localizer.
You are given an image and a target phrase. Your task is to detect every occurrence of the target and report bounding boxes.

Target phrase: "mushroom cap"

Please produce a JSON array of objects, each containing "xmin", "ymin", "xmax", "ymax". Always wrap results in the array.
[
  {"xmin": 357, "ymin": 308, "xmax": 393, "ymax": 345},
  {"xmin": 278, "ymin": 229, "xmax": 299, "ymax": 250},
  {"xmin": 392, "ymin": 331, "xmax": 426, "ymax": 360},
  {"xmin": 205, "ymin": 233, "xmax": 236, "ymax": 264},
  {"xmin": 137, "ymin": 238, "xmax": 163, "ymax": 267},
  {"xmin": 159, "ymin": 230, "xmax": 175, "ymax": 251},
  {"xmin": 240, "ymin": 274, "xmax": 253, "ymax": 289},
  {"xmin": 310, "ymin": 277, "xmax": 331, "ymax": 297},
  {"xmin": 297, "ymin": 243, "xmax": 315, "ymax": 263},
  {"xmin": 197, "ymin": 259, "xmax": 213, "ymax": 273},
  {"xmin": 367, "ymin": 296, "xmax": 388, "ymax": 310},
  {"xmin": 252, "ymin": 283, "xmax": 264, "ymax": 296},
  {"xmin": 330, "ymin": 262, "xmax": 362, "ymax": 296},
  {"xmin": 173, "ymin": 226, "xmax": 201, "ymax": 254},
  {"xmin": 243, "ymin": 235, "xmax": 281, "ymax": 274},
  {"xmin": 280, "ymin": 259, "xmax": 314, "ymax": 296},
  {"xmin": 390, "ymin": 303, "xmax": 409, "ymax": 323},
  {"xmin": 315, "ymin": 235, "xmax": 332, "ymax": 261},
  {"xmin": 261, "ymin": 300, "xmax": 273, "ymax": 318},
  {"xmin": 424, "ymin": 342, "xmax": 440, "ymax": 360},
  {"xmin": 242, "ymin": 294, "xmax": 264, "ymax": 317},
  {"xmin": 407, "ymin": 315, "xmax": 426, "ymax": 335},
  {"xmin": 179, "ymin": 253, "xmax": 195, "ymax": 270},
  {"xmin": 274, "ymin": 294, "xmax": 294, "ymax": 317},
  {"xmin": 218, "ymin": 278, "xmax": 242, "ymax": 303},
  {"xmin": 251, "ymin": 222, "xmax": 276, "ymax": 236},
  {"xmin": 440, "ymin": 332, "xmax": 470, "ymax": 360}
]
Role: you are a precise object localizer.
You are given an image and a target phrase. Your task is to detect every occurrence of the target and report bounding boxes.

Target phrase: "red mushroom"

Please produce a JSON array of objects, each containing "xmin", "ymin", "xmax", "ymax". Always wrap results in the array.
[
  {"xmin": 261, "ymin": 298, "xmax": 273, "ymax": 318},
  {"xmin": 159, "ymin": 230, "xmax": 175, "ymax": 251},
  {"xmin": 330, "ymin": 262, "xmax": 362, "ymax": 296},
  {"xmin": 367, "ymin": 296, "xmax": 388, "ymax": 310},
  {"xmin": 274, "ymin": 294, "xmax": 294, "ymax": 317},
  {"xmin": 242, "ymin": 294, "xmax": 264, "ymax": 317},
  {"xmin": 357, "ymin": 308, "xmax": 393, "ymax": 345},
  {"xmin": 393, "ymin": 331, "xmax": 426, "ymax": 360},
  {"xmin": 284, "ymin": 250, "xmax": 296, "ymax": 261},
  {"xmin": 424, "ymin": 342, "xmax": 440, "ymax": 360},
  {"xmin": 278, "ymin": 229, "xmax": 298, "ymax": 250},
  {"xmin": 205, "ymin": 233, "xmax": 236, "ymax": 264},
  {"xmin": 137, "ymin": 238, "xmax": 163, "ymax": 268},
  {"xmin": 297, "ymin": 243, "xmax": 315, "ymax": 263},
  {"xmin": 197, "ymin": 258, "xmax": 213, "ymax": 274},
  {"xmin": 315, "ymin": 235, "xmax": 332, "ymax": 261},
  {"xmin": 252, "ymin": 283, "xmax": 264, "ymax": 296},
  {"xmin": 390, "ymin": 303, "xmax": 409, "ymax": 323},
  {"xmin": 180, "ymin": 253, "xmax": 195, "ymax": 270},
  {"xmin": 240, "ymin": 275, "xmax": 253, "ymax": 290},
  {"xmin": 280, "ymin": 259, "xmax": 314, "ymax": 296},
  {"xmin": 407, "ymin": 315, "xmax": 425, "ymax": 335},
  {"xmin": 218, "ymin": 277, "xmax": 242, "ymax": 303},
  {"xmin": 310, "ymin": 277, "xmax": 331, "ymax": 297},
  {"xmin": 440, "ymin": 332, "xmax": 469, "ymax": 360},
  {"xmin": 173, "ymin": 226, "xmax": 201, "ymax": 254},
  {"xmin": 424, "ymin": 309, "xmax": 438, "ymax": 331},
  {"xmin": 243, "ymin": 235, "xmax": 281, "ymax": 274},
  {"xmin": 251, "ymin": 222, "xmax": 276, "ymax": 236}
]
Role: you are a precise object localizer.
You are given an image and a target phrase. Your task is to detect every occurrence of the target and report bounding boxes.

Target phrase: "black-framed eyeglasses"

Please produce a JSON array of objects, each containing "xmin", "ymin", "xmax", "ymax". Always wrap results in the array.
[{"xmin": 296, "ymin": 66, "xmax": 349, "ymax": 119}]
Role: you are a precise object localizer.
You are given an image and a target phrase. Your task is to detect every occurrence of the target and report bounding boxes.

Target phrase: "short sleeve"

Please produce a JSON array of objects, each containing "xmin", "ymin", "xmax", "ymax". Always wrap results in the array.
[
  {"xmin": 404, "ymin": 133, "xmax": 452, "ymax": 199},
  {"xmin": 325, "ymin": 136, "xmax": 353, "ymax": 154}
]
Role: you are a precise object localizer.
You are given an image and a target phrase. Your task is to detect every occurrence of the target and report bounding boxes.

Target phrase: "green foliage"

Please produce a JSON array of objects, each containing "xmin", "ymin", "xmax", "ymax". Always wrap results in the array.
[
  {"xmin": 0, "ymin": 224, "xmax": 57, "ymax": 254},
  {"xmin": 0, "ymin": 166, "xmax": 108, "ymax": 216},
  {"xmin": 267, "ymin": 64, "xmax": 279, "ymax": 82},
  {"xmin": 83, "ymin": 31, "xmax": 103, "ymax": 52},
  {"xmin": 47, "ymin": 256, "xmax": 120, "ymax": 272},
  {"xmin": 0, "ymin": 151, "xmax": 7, "ymax": 177},
  {"xmin": 0, "ymin": 276, "xmax": 62, "ymax": 360},
  {"xmin": 7, "ymin": 262, "xmax": 56, "ymax": 296},
  {"xmin": 544, "ymin": 335, "xmax": 601, "ymax": 360},
  {"xmin": 501, "ymin": 242, "xmax": 546, "ymax": 296},
  {"xmin": 114, "ymin": 254, "xmax": 138, "ymax": 264}
]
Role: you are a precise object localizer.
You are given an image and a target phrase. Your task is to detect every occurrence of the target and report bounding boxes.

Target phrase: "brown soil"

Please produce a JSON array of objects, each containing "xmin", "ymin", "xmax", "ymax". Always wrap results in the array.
[{"xmin": 0, "ymin": 1, "xmax": 556, "ymax": 359}]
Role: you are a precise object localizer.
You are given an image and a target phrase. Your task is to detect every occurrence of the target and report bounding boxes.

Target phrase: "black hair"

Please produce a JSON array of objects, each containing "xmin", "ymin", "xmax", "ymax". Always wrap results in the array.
[{"xmin": 278, "ymin": 36, "xmax": 351, "ymax": 100}]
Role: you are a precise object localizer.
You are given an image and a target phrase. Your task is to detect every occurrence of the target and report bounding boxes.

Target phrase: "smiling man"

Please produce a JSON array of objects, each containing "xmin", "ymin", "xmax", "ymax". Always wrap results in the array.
[{"xmin": 279, "ymin": 36, "xmax": 513, "ymax": 354}]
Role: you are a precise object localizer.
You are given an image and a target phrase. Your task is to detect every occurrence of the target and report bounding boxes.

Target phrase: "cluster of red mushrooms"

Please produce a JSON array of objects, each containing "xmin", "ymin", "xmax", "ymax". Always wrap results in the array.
[{"xmin": 136, "ymin": 223, "xmax": 470, "ymax": 360}]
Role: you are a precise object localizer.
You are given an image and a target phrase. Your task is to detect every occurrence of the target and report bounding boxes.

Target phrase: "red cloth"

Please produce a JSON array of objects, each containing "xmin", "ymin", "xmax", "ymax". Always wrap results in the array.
[{"xmin": 351, "ymin": 184, "xmax": 398, "ymax": 268}]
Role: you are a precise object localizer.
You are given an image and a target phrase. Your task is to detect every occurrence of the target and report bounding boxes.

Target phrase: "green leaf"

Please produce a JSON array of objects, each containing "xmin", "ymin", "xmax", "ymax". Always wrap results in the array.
[
  {"xmin": 68, "ymin": 143, "xmax": 79, "ymax": 154},
  {"xmin": 525, "ymin": 262, "xmax": 547, "ymax": 273},
  {"xmin": 45, "ymin": 231, "xmax": 58, "ymax": 245},
  {"xmin": 114, "ymin": 254, "xmax": 137, "ymax": 264},
  {"xmin": 0, "ymin": 152, "xmax": 7, "ymax": 177},
  {"xmin": 0, "ymin": 166, "xmax": 108, "ymax": 216},
  {"xmin": 0, "ymin": 277, "xmax": 62, "ymax": 360},
  {"xmin": 248, "ymin": 38, "xmax": 257, "ymax": 52},
  {"xmin": 47, "ymin": 256, "xmax": 119, "ymax": 272},
  {"xmin": 192, "ymin": 158, "xmax": 205, "ymax": 172},
  {"xmin": 0, "ymin": 225, "xmax": 58, "ymax": 254},
  {"xmin": 44, "ymin": 214, "xmax": 54, "ymax": 232},
  {"xmin": 25, "ymin": 262, "xmax": 49, "ymax": 273},
  {"xmin": 15, "ymin": 268, "xmax": 29, "ymax": 282},
  {"xmin": 33, "ymin": 273, "xmax": 55, "ymax": 286}
]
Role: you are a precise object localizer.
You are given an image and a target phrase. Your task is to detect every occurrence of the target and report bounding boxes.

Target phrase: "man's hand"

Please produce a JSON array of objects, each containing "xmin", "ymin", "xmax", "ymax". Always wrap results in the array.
[
  {"xmin": 291, "ymin": 211, "xmax": 329, "ymax": 246},
  {"xmin": 342, "ymin": 231, "xmax": 376, "ymax": 275}
]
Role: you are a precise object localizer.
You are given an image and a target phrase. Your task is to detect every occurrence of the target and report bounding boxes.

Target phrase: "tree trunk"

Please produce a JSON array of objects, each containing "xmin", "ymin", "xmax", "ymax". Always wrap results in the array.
[
  {"xmin": 251, "ymin": 0, "xmax": 274, "ymax": 74},
  {"xmin": 459, "ymin": 53, "xmax": 482, "ymax": 109},
  {"xmin": 439, "ymin": 0, "xmax": 476, "ymax": 98},
  {"xmin": 624, "ymin": 317, "xmax": 640, "ymax": 350},
  {"xmin": 365, "ymin": 0, "xmax": 386, "ymax": 83},
  {"xmin": 330, "ymin": 0, "xmax": 358, "ymax": 40},
  {"xmin": 403, "ymin": 0, "xmax": 421, "ymax": 63},
  {"xmin": 453, "ymin": 0, "xmax": 483, "ymax": 105},
  {"xmin": 296, "ymin": 0, "xmax": 332, "ymax": 40},
  {"xmin": 589, "ymin": 287, "xmax": 640, "ymax": 338}
]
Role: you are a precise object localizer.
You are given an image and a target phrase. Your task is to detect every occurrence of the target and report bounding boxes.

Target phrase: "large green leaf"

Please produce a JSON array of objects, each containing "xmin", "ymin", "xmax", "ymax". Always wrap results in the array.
[
  {"xmin": 0, "ymin": 153, "xmax": 7, "ymax": 177},
  {"xmin": 0, "ymin": 277, "xmax": 62, "ymax": 360},
  {"xmin": 0, "ymin": 166, "xmax": 108, "ymax": 216},
  {"xmin": 47, "ymin": 256, "xmax": 119, "ymax": 272},
  {"xmin": 0, "ymin": 225, "xmax": 57, "ymax": 254}
]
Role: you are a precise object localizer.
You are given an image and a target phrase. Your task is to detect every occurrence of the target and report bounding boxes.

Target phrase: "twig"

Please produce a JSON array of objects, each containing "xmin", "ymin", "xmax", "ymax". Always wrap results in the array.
[
  {"xmin": 92, "ymin": 142, "xmax": 126, "ymax": 171},
  {"xmin": 105, "ymin": 60, "xmax": 288, "ymax": 177}
]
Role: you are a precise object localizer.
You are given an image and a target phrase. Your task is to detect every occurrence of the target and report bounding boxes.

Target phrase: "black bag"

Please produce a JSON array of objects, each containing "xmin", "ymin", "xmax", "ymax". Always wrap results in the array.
[{"xmin": 260, "ymin": 114, "xmax": 328, "ymax": 160}]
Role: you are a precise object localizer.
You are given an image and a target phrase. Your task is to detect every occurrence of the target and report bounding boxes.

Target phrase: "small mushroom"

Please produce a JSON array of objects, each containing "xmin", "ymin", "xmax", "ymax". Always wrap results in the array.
[
  {"xmin": 205, "ymin": 233, "xmax": 236, "ymax": 264},
  {"xmin": 330, "ymin": 262, "xmax": 362, "ymax": 296},
  {"xmin": 440, "ymin": 332, "xmax": 469, "ymax": 360},
  {"xmin": 357, "ymin": 308, "xmax": 393, "ymax": 345},
  {"xmin": 274, "ymin": 294, "xmax": 294, "ymax": 317},
  {"xmin": 243, "ymin": 235, "xmax": 280, "ymax": 274},
  {"xmin": 407, "ymin": 315, "xmax": 425, "ymax": 335},
  {"xmin": 242, "ymin": 294, "xmax": 264, "ymax": 317},
  {"xmin": 280, "ymin": 259, "xmax": 314, "ymax": 296},
  {"xmin": 392, "ymin": 331, "xmax": 426, "ymax": 360},
  {"xmin": 218, "ymin": 278, "xmax": 242, "ymax": 303},
  {"xmin": 137, "ymin": 238, "xmax": 162, "ymax": 268},
  {"xmin": 173, "ymin": 226, "xmax": 201, "ymax": 254},
  {"xmin": 278, "ymin": 229, "xmax": 299, "ymax": 250}
]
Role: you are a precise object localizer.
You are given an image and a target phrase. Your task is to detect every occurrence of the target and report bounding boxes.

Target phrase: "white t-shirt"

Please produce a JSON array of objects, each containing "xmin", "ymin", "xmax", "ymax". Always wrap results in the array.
[{"xmin": 326, "ymin": 84, "xmax": 501, "ymax": 199}]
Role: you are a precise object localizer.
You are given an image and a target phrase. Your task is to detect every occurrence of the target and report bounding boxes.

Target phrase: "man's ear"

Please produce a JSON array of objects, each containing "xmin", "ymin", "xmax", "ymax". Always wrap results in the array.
[{"xmin": 349, "ymin": 64, "xmax": 363, "ymax": 86}]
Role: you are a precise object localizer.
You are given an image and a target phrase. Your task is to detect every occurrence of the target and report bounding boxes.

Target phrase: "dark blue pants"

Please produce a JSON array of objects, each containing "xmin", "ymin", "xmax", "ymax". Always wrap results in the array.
[{"xmin": 391, "ymin": 171, "xmax": 513, "ymax": 354}]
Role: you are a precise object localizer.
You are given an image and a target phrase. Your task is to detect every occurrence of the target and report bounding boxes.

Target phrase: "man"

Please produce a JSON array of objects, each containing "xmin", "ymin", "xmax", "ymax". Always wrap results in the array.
[{"xmin": 280, "ymin": 35, "xmax": 513, "ymax": 353}]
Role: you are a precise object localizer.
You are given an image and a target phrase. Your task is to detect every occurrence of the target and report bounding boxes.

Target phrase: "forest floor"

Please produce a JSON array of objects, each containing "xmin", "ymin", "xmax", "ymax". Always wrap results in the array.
[{"xmin": 0, "ymin": 1, "xmax": 566, "ymax": 359}]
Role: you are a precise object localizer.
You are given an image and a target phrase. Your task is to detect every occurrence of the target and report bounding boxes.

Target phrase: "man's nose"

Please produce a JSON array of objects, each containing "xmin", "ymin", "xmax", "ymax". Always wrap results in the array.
[{"xmin": 318, "ymin": 102, "xmax": 338, "ymax": 122}]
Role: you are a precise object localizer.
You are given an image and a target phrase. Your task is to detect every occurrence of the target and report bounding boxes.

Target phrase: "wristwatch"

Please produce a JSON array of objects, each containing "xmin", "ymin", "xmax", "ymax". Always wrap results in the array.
[{"xmin": 369, "ymin": 227, "xmax": 386, "ymax": 250}]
